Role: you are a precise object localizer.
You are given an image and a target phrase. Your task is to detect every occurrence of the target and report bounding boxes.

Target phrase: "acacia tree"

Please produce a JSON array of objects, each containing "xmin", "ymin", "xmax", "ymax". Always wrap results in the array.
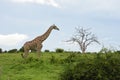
[{"xmin": 67, "ymin": 27, "xmax": 100, "ymax": 53}]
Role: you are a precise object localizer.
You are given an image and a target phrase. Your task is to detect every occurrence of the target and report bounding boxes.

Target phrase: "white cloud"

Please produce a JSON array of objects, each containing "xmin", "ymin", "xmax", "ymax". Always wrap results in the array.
[
  {"xmin": 11, "ymin": 0, "xmax": 61, "ymax": 8},
  {"xmin": 0, "ymin": 33, "xmax": 28, "ymax": 46},
  {"xmin": 58, "ymin": 0, "xmax": 120, "ymax": 12}
]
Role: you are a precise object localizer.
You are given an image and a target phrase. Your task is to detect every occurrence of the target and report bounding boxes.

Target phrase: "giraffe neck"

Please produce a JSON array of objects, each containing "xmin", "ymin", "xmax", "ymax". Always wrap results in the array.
[{"xmin": 39, "ymin": 27, "xmax": 53, "ymax": 42}]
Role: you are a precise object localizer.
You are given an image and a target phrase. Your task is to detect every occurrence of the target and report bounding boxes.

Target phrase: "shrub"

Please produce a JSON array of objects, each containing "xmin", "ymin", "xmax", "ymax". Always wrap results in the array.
[
  {"xmin": 55, "ymin": 48, "xmax": 64, "ymax": 53},
  {"xmin": 21, "ymin": 57, "xmax": 39, "ymax": 64},
  {"xmin": 8, "ymin": 49, "xmax": 17, "ymax": 53},
  {"xmin": 64, "ymin": 53, "xmax": 76, "ymax": 63},
  {"xmin": 60, "ymin": 53, "xmax": 120, "ymax": 80},
  {"xmin": 19, "ymin": 47, "xmax": 24, "ymax": 52},
  {"xmin": 115, "ymin": 51, "xmax": 120, "ymax": 54},
  {"xmin": 3, "ymin": 50, "xmax": 7, "ymax": 53},
  {"xmin": 50, "ymin": 55, "xmax": 58, "ymax": 64},
  {"xmin": 0, "ymin": 48, "xmax": 2, "ymax": 53},
  {"xmin": 44, "ymin": 49, "xmax": 50, "ymax": 52}
]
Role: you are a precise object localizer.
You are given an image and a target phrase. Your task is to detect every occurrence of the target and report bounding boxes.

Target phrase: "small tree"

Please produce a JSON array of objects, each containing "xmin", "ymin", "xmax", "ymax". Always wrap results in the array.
[
  {"xmin": 3, "ymin": 50, "xmax": 7, "ymax": 53},
  {"xmin": 67, "ymin": 27, "xmax": 100, "ymax": 53},
  {"xmin": 56, "ymin": 48, "xmax": 64, "ymax": 53},
  {"xmin": 0, "ymin": 48, "xmax": 2, "ymax": 53},
  {"xmin": 44, "ymin": 49, "xmax": 50, "ymax": 52}
]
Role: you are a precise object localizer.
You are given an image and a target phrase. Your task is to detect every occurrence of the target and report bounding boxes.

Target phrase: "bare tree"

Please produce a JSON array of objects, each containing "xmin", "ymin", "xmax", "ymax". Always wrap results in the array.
[{"xmin": 67, "ymin": 27, "xmax": 100, "ymax": 53}]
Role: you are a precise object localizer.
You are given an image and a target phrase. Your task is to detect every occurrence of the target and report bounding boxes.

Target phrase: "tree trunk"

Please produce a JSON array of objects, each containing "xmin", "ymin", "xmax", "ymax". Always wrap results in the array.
[
  {"xmin": 82, "ymin": 50, "xmax": 85, "ymax": 53},
  {"xmin": 81, "ymin": 48, "xmax": 86, "ymax": 53}
]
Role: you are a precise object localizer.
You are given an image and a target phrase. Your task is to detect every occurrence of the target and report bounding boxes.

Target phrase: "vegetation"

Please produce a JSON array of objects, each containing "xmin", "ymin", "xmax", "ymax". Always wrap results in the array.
[
  {"xmin": 19, "ymin": 47, "xmax": 24, "ymax": 52},
  {"xmin": 44, "ymin": 49, "xmax": 50, "ymax": 52},
  {"xmin": 8, "ymin": 49, "xmax": 17, "ymax": 53},
  {"xmin": 60, "ymin": 53, "xmax": 120, "ymax": 80},
  {"xmin": 0, "ymin": 48, "xmax": 2, "ymax": 53},
  {"xmin": 0, "ymin": 52, "xmax": 120, "ymax": 80},
  {"xmin": 55, "ymin": 48, "xmax": 64, "ymax": 53}
]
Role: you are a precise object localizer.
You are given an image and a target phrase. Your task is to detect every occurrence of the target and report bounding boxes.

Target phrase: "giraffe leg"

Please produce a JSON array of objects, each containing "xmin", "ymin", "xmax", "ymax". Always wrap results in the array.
[
  {"xmin": 24, "ymin": 49, "xmax": 29, "ymax": 58},
  {"xmin": 21, "ymin": 48, "xmax": 29, "ymax": 58},
  {"xmin": 37, "ymin": 44, "xmax": 43, "ymax": 58}
]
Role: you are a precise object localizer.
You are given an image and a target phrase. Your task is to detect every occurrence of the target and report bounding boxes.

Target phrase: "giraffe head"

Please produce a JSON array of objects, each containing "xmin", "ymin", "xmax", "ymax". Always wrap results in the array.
[{"xmin": 51, "ymin": 24, "xmax": 59, "ymax": 31}]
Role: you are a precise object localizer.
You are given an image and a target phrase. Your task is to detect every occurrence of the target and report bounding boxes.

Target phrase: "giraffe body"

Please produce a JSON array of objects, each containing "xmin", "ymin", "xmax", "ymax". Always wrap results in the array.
[{"xmin": 21, "ymin": 24, "xmax": 59, "ymax": 58}]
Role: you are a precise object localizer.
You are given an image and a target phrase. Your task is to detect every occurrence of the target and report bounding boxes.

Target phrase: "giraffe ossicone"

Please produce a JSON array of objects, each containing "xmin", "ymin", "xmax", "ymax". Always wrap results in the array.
[{"xmin": 21, "ymin": 24, "xmax": 59, "ymax": 58}]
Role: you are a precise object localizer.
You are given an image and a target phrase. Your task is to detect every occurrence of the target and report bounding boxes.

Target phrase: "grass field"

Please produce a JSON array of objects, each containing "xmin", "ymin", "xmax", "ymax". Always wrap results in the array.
[
  {"xmin": 0, "ymin": 52, "xmax": 120, "ymax": 80},
  {"xmin": 0, "ymin": 52, "xmax": 75, "ymax": 80}
]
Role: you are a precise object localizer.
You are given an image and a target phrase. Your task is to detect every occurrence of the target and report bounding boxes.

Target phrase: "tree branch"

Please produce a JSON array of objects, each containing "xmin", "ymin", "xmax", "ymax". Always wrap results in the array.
[{"xmin": 66, "ymin": 27, "xmax": 100, "ymax": 53}]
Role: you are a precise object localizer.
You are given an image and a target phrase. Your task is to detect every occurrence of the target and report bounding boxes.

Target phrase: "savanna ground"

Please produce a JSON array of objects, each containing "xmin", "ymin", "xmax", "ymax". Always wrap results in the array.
[{"xmin": 0, "ymin": 52, "xmax": 120, "ymax": 80}]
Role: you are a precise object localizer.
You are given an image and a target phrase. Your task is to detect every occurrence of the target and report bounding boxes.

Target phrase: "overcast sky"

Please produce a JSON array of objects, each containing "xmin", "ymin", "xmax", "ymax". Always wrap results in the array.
[{"xmin": 0, "ymin": 0, "xmax": 120, "ymax": 52}]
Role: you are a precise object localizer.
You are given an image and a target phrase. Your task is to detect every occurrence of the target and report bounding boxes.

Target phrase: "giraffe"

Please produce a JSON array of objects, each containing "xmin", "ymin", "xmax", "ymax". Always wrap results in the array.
[{"xmin": 21, "ymin": 24, "xmax": 59, "ymax": 58}]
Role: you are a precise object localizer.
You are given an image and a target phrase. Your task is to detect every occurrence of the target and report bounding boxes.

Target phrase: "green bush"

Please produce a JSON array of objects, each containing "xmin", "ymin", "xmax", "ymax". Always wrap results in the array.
[
  {"xmin": 3, "ymin": 50, "xmax": 7, "ymax": 53},
  {"xmin": 8, "ymin": 49, "xmax": 17, "ymax": 53},
  {"xmin": 55, "ymin": 48, "xmax": 64, "ymax": 53},
  {"xmin": 64, "ymin": 53, "xmax": 76, "ymax": 63},
  {"xmin": 0, "ymin": 48, "xmax": 2, "ymax": 53},
  {"xmin": 44, "ymin": 49, "xmax": 50, "ymax": 52},
  {"xmin": 60, "ymin": 53, "xmax": 120, "ymax": 80},
  {"xmin": 19, "ymin": 47, "xmax": 24, "ymax": 52},
  {"xmin": 50, "ymin": 55, "xmax": 58, "ymax": 64},
  {"xmin": 115, "ymin": 50, "xmax": 120, "ymax": 54}
]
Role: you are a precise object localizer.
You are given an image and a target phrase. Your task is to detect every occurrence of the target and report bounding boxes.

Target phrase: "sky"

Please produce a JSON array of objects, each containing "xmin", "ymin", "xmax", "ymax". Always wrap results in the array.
[{"xmin": 0, "ymin": 0, "xmax": 120, "ymax": 52}]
